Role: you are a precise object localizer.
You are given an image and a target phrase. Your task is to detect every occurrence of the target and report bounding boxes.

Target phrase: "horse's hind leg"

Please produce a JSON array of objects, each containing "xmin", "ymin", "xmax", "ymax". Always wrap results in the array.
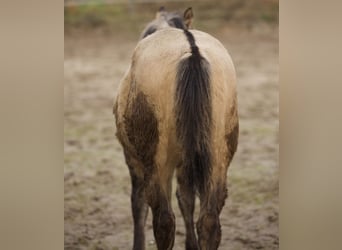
[
  {"xmin": 176, "ymin": 166, "xmax": 199, "ymax": 250},
  {"xmin": 145, "ymin": 175, "xmax": 175, "ymax": 250},
  {"xmin": 196, "ymin": 181, "xmax": 229, "ymax": 250},
  {"xmin": 131, "ymin": 173, "xmax": 148, "ymax": 250},
  {"xmin": 124, "ymin": 152, "xmax": 149, "ymax": 250},
  {"xmin": 196, "ymin": 168, "xmax": 229, "ymax": 249},
  {"xmin": 196, "ymin": 132, "xmax": 237, "ymax": 249},
  {"xmin": 120, "ymin": 91, "xmax": 175, "ymax": 249},
  {"xmin": 196, "ymin": 119, "xmax": 238, "ymax": 249},
  {"xmin": 144, "ymin": 148, "xmax": 176, "ymax": 250}
]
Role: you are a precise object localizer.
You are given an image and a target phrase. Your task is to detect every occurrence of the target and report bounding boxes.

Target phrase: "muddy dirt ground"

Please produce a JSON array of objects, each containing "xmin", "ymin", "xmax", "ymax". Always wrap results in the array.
[{"xmin": 64, "ymin": 19, "xmax": 278, "ymax": 250}]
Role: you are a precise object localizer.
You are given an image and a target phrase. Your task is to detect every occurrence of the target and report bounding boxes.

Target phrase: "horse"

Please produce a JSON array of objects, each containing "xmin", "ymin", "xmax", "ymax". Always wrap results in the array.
[{"xmin": 113, "ymin": 7, "xmax": 238, "ymax": 250}]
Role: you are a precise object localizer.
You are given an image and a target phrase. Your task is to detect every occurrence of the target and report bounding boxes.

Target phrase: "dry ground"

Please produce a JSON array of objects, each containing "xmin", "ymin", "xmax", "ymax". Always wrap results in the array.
[{"xmin": 64, "ymin": 21, "xmax": 278, "ymax": 249}]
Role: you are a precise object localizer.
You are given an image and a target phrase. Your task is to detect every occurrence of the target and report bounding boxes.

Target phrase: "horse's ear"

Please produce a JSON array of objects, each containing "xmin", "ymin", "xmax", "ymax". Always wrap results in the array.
[
  {"xmin": 183, "ymin": 7, "xmax": 194, "ymax": 29},
  {"xmin": 156, "ymin": 6, "xmax": 165, "ymax": 19}
]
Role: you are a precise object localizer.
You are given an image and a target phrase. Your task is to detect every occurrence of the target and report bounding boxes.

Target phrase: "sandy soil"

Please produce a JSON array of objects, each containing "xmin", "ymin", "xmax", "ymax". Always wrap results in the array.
[{"xmin": 64, "ymin": 23, "xmax": 278, "ymax": 250}]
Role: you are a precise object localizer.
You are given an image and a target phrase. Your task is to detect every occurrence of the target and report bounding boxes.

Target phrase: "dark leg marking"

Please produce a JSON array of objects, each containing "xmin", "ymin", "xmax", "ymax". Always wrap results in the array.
[
  {"xmin": 197, "ymin": 211, "xmax": 221, "ymax": 250},
  {"xmin": 176, "ymin": 167, "xmax": 198, "ymax": 250},
  {"xmin": 124, "ymin": 91, "xmax": 159, "ymax": 181},
  {"xmin": 130, "ymin": 163, "xmax": 149, "ymax": 250},
  {"xmin": 152, "ymin": 204, "xmax": 175, "ymax": 250},
  {"xmin": 147, "ymin": 182, "xmax": 175, "ymax": 250}
]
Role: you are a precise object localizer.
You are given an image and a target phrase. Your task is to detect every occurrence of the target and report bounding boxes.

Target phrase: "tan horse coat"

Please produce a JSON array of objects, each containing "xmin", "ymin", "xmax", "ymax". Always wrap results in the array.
[
  {"xmin": 114, "ymin": 27, "xmax": 238, "ymax": 250},
  {"xmin": 115, "ymin": 27, "xmax": 237, "ymax": 180}
]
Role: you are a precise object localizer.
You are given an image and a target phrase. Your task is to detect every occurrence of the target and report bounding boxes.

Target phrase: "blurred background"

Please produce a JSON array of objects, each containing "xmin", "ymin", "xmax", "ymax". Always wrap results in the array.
[{"xmin": 64, "ymin": 0, "xmax": 278, "ymax": 249}]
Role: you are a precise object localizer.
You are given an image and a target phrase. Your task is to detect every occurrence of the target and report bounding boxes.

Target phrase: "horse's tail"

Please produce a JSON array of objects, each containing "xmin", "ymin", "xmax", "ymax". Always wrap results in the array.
[{"xmin": 175, "ymin": 30, "xmax": 212, "ymax": 194}]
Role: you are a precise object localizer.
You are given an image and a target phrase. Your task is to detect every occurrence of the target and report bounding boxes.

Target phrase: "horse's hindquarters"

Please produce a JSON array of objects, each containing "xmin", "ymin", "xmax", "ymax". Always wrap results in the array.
[{"xmin": 114, "ymin": 27, "xmax": 238, "ymax": 250}]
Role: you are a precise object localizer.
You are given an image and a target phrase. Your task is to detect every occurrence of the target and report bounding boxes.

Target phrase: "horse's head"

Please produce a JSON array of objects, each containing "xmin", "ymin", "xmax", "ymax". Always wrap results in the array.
[{"xmin": 140, "ymin": 7, "xmax": 194, "ymax": 39}]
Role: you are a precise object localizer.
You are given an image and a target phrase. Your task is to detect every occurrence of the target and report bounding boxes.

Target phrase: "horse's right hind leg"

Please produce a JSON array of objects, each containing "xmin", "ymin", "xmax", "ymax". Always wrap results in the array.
[
  {"xmin": 196, "ymin": 192, "xmax": 222, "ymax": 250},
  {"xmin": 176, "ymin": 167, "xmax": 199, "ymax": 250},
  {"xmin": 196, "ymin": 177, "xmax": 229, "ymax": 249}
]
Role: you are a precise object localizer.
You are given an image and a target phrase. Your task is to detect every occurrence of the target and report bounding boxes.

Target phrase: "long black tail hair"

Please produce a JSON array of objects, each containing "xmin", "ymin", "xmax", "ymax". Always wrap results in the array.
[{"xmin": 175, "ymin": 29, "xmax": 212, "ymax": 194}]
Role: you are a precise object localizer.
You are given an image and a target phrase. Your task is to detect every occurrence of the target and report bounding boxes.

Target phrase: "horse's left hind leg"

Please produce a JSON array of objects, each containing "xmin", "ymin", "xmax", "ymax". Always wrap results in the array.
[
  {"xmin": 131, "ymin": 174, "xmax": 148, "ymax": 250},
  {"xmin": 125, "ymin": 152, "xmax": 149, "ymax": 250}
]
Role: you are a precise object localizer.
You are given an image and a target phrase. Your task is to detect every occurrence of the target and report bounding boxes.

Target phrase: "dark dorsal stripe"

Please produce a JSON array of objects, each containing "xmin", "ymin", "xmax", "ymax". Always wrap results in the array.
[{"xmin": 183, "ymin": 29, "xmax": 200, "ymax": 56}]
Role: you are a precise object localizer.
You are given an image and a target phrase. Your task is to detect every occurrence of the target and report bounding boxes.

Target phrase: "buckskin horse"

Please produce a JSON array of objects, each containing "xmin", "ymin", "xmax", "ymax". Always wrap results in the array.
[{"xmin": 113, "ymin": 7, "xmax": 238, "ymax": 250}]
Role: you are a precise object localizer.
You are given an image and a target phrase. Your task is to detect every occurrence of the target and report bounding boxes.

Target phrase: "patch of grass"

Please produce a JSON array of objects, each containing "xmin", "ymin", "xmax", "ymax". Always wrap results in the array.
[
  {"xmin": 65, "ymin": 2, "xmax": 185, "ymax": 36},
  {"xmin": 65, "ymin": 3, "xmax": 125, "ymax": 27},
  {"xmin": 64, "ymin": 0, "xmax": 278, "ymax": 35},
  {"xmin": 260, "ymin": 12, "xmax": 277, "ymax": 23},
  {"xmin": 259, "ymin": 1, "xmax": 279, "ymax": 23}
]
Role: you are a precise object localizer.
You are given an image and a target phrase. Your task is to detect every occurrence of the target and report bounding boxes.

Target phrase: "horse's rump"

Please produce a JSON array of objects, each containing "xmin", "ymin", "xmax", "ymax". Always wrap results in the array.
[
  {"xmin": 122, "ymin": 27, "xmax": 237, "ymax": 189},
  {"xmin": 119, "ymin": 27, "xmax": 237, "ymax": 164}
]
